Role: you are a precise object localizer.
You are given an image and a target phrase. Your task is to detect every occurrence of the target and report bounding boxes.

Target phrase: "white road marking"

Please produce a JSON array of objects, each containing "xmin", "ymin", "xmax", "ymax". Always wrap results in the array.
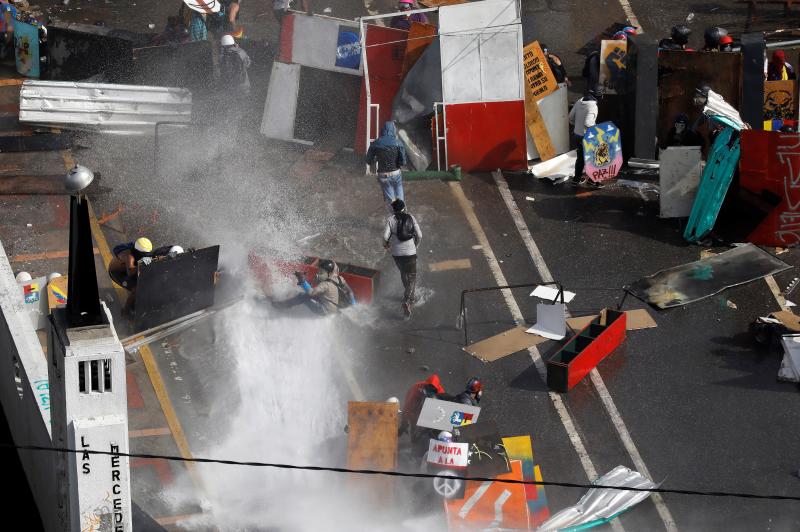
[
  {"xmin": 492, "ymin": 171, "xmax": 678, "ymax": 532},
  {"xmin": 617, "ymin": 0, "xmax": 642, "ymax": 32},
  {"xmin": 448, "ymin": 182, "xmax": 627, "ymax": 532}
]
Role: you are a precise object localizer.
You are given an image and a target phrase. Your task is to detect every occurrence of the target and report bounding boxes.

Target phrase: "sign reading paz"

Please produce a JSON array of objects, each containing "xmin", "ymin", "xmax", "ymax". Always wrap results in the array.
[
  {"xmin": 523, "ymin": 41, "xmax": 558, "ymax": 161},
  {"xmin": 427, "ymin": 439, "xmax": 469, "ymax": 469},
  {"xmin": 583, "ymin": 121, "xmax": 622, "ymax": 183}
]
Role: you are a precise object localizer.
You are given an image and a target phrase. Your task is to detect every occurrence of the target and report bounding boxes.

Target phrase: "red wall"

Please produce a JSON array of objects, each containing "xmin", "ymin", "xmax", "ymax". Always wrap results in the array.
[
  {"xmin": 355, "ymin": 25, "xmax": 408, "ymax": 154},
  {"xmin": 740, "ymin": 130, "xmax": 800, "ymax": 246},
  {"xmin": 444, "ymin": 100, "xmax": 527, "ymax": 172}
]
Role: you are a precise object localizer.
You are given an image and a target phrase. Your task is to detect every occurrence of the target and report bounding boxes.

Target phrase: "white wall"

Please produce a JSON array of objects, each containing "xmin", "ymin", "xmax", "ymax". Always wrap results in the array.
[
  {"xmin": 0, "ymin": 239, "xmax": 59, "ymax": 532},
  {"xmin": 290, "ymin": 14, "xmax": 362, "ymax": 76},
  {"xmin": 261, "ymin": 62, "xmax": 301, "ymax": 141},
  {"xmin": 439, "ymin": 0, "xmax": 523, "ymax": 103}
]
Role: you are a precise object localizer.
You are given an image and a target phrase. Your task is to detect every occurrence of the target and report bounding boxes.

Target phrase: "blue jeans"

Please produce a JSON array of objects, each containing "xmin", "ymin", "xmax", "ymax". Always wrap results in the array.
[{"xmin": 377, "ymin": 170, "xmax": 404, "ymax": 205}]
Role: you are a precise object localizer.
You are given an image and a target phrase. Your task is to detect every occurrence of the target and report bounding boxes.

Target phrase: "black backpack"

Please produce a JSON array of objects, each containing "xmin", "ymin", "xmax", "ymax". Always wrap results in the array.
[
  {"xmin": 332, "ymin": 277, "xmax": 355, "ymax": 309},
  {"xmin": 395, "ymin": 212, "xmax": 416, "ymax": 242}
]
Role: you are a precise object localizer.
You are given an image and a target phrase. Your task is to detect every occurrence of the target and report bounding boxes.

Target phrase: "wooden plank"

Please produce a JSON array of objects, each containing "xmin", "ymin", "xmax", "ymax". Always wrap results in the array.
[
  {"xmin": 764, "ymin": 79, "xmax": 796, "ymax": 121},
  {"xmin": 347, "ymin": 402, "xmax": 398, "ymax": 470},
  {"xmin": 525, "ymin": 97, "xmax": 555, "ymax": 161},
  {"xmin": 463, "ymin": 325, "xmax": 546, "ymax": 362},
  {"xmin": 402, "ymin": 22, "xmax": 437, "ymax": 77},
  {"xmin": 522, "ymin": 41, "xmax": 557, "ymax": 161},
  {"xmin": 347, "ymin": 402, "xmax": 397, "ymax": 503}
]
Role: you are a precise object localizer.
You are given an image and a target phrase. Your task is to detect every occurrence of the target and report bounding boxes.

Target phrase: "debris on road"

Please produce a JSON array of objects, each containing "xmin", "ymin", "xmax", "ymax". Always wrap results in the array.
[
  {"xmin": 526, "ymin": 302, "xmax": 567, "ymax": 340},
  {"xmin": 530, "ymin": 150, "xmax": 576, "ymax": 182},
  {"xmin": 778, "ymin": 335, "xmax": 800, "ymax": 383},
  {"xmin": 537, "ymin": 466, "xmax": 658, "ymax": 531},
  {"xmin": 627, "ymin": 244, "xmax": 791, "ymax": 309},
  {"xmin": 546, "ymin": 308, "xmax": 626, "ymax": 392}
]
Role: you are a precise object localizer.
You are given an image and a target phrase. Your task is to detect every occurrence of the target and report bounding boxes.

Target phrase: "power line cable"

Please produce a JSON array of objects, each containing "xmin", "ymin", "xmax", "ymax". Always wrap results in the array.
[
  {"xmin": 4, "ymin": 442, "xmax": 799, "ymax": 502},
  {"xmin": 362, "ymin": 21, "xmax": 522, "ymax": 49}
]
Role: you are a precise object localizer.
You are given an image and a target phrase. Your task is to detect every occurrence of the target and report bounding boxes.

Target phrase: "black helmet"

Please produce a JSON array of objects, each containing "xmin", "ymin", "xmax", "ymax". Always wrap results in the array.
[
  {"xmin": 695, "ymin": 82, "xmax": 711, "ymax": 97},
  {"xmin": 587, "ymin": 84, "xmax": 605, "ymax": 99},
  {"xmin": 319, "ymin": 259, "xmax": 336, "ymax": 274},
  {"xmin": 391, "ymin": 198, "xmax": 406, "ymax": 213},
  {"xmin": 671, "ymin": 24, "xmax": 691, "ymax": 46},
  {"xmin": 703, "ymin": 26, "xmax": 727, "ymax": 49}
]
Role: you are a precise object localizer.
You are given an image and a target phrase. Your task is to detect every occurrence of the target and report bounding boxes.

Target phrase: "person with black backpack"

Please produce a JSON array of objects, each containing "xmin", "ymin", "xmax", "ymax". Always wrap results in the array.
[
  {"xmin": 272, "ymin": 259, "xmax": 355, "ymax": 316},
  {"xmin": 383, "ymin": 199, "xmax": 422, "ymax": 319}
]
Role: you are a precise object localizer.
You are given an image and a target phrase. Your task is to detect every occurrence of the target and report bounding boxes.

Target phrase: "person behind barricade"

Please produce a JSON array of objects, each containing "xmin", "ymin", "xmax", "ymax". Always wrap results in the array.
[
  {"xmin": 659, "ymin": 24, "xmax": 692, "ymax": 51},
  {"xmin": 400, "ymin": 374, "xmax": 445, "ymax": 437},
  {"xmin": 220, "ymin": 34, "xmax": 252, "ymax": 96},
  {"xmin": 702, "ymin": 26, "xmax": 728, "ymax": 51},
  {"xmin": 568, "ymin": 85, "xmax": 601, "ymax": 188},
  {"xmin": 454, "ymin": 377, "xmax": 483, "ymax": 407},
  {"xmin": 768, "ymin": 50, "xmax": 797, "ymax": 81},
  {"xmin": 272, "ymin": 259, "xmax": 355, "ymax": 316},
  {"xmin": 366, "ymin": 121, "xmax": 407, "ymax": 208},
  {"xmin": 660, "ymin": 113, "xmax": 705, "ymax": 151},
  {"xmin": 108, "ymin": 237, "xmax": 154, "ymax": 316},
  {"xmin": 390, "ymin": 0, "xmax": 428, "ymax": 31},
  {"xmin": 719, "ymin": 35, "xmax": 734, "ymax": 52},
  {"xmin": 383, "ymin": 199, "xmax": 421, "ymax": 319},
  {"xmin": 541, "ymin": 43, "xmax": 569, "ymax": 85}
]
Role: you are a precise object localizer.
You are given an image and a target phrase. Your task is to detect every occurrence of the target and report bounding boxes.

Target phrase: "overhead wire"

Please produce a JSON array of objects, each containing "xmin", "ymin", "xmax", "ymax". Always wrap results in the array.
[{"xmin": 4, "ymin": 442, "xmax": 799, "ymax": 502}]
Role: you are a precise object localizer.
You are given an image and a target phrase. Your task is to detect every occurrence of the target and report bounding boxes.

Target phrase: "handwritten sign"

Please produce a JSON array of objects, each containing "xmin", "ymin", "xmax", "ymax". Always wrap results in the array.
[
  {"xmin": 523, "ymin": 41, "xmax": 557, "ymax": 102},
  {"xmin": 583, "ymin": 121, "xmax": 623, "ymax": 183},
  {"xmin": 427, "ymin": 439, "xmax": 469, "ymax": 469}
]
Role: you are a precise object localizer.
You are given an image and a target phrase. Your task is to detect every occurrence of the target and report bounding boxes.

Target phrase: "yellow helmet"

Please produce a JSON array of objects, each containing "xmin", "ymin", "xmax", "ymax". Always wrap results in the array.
[{"xmin": 134, "ymin": 237, "xmax": 153, "ymax": 254}]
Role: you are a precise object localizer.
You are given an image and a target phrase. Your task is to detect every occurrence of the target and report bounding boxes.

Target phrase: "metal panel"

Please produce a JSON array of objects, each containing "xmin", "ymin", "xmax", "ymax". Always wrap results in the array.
[
  {"xmin": 526, "ymin": 84, "xmax": 569, "ymax": 159},
  {"xmin": 290, "ymin": 14, "xmax": 362, "ymax": 76},
  {"xmin": 19, "ymin": 81, "xmax": 192, "ymax": 135},
  {"xmin": 260, "ymin": 62, "xmax": 301, "ymax": 141},
  {"xmin": 445, "ymin": 100, "xmax": 526, "ymax": 171},
  {"xmin": 659, "ymin": 146, "xmax": 702, "ymax": 218},
  {"xmin": 439, "ymin": 0, "xmax": 522, "ymax": 104}
]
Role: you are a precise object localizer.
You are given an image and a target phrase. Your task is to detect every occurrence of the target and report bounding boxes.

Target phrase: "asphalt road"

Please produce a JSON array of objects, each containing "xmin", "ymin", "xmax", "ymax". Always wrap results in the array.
[{"xmin": 50, "ymin": 0, "xmax": 800, "ymax": 530}]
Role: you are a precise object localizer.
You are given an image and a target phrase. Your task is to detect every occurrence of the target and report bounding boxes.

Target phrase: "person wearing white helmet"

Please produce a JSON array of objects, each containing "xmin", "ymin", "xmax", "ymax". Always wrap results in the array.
[
  {"xmin": 15, "ymin": 271, "xmax": 32, "ymax": 283},
  {"xmin": 153, "ymin": 244, "xmax": 186, "ymax": 259},
  {"xmin": 108, "ymin": 237, "xmax": 154, "ymax": 315},
  {"xmin": 219, "ymin": 33, "xmax": 251, "ymax": 96}
]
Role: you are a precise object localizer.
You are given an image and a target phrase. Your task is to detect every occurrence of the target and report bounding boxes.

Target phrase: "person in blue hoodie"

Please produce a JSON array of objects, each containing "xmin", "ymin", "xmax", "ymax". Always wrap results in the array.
[{"xmin": 366, "ymin": 121, "xmax": 407, "ymax": 208}]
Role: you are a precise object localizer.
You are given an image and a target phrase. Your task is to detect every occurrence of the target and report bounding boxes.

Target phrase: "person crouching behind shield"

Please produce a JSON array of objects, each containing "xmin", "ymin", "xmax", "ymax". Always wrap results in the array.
[{"xmin": 108, "ymin": 237, "xmax": 154, "ymax": 316}]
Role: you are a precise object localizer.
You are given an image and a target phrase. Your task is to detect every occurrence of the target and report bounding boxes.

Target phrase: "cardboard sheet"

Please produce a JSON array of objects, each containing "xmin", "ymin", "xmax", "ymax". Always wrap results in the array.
[
  {"xmin": 567, "ymin": 309, "xmax": 657, "ymax": 331},
  {"xmin": 463, "ymin": 325, "xmax": 546, "ymax": 362}
]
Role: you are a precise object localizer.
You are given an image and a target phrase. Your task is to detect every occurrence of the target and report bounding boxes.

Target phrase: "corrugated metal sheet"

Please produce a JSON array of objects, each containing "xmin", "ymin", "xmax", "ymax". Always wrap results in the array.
[
  {"xmin": 537, "ymin": 466, "xmax": 658, "ymax": 531},
  {"xmin": 19, "ymin": 80, "xmax": 192, "ymax": 135}
]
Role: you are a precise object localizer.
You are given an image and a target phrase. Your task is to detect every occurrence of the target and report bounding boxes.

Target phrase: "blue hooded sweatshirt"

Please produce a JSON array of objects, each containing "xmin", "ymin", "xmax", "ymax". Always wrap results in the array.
[{"xmin": 366, "ymin": 121, "xmax": 407, "ymax": 173}]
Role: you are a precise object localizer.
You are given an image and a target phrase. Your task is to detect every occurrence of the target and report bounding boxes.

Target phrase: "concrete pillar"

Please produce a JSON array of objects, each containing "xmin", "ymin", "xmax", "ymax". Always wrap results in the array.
[
  {"xmin": 741, "ymin": 33, "xmax": 766, "ymax": 130},
  {"xmin": 48, "ymin": 303, "xmax": 132, "ymax": 531}
]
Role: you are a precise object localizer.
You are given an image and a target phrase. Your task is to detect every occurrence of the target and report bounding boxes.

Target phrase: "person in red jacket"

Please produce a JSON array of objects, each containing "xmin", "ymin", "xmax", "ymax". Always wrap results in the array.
[{"xmin": 399, "ymin": 374, "xmax": 445, "ymax": 436}]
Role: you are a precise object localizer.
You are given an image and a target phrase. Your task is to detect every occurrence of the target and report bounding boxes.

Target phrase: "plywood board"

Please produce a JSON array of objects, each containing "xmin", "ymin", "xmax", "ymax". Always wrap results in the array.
[
  {"xmin": 522, "ymin": 41, "xmax": 557, "ymax": 102},
  {"xmin": 463, "ymin": 325, "xmax": 547, "ymax": 362},
  {"xmin": 402, "ymin": 22, "xmax": 437, "ymax": 77},
  {"xmin": 657, "ymin": 51, "xmax": 741, "ymax": 147},
  {"xmin": 764, "ymin": 80, "xmax": 796, "ymax": 121},
  {"xmin": 346, "ymin": 402, "xmax": 398, "ymax": 470},
  {"xmin": 525, "ymin": 96, "xmax": 555, "ymax": 161},
  {"xmin": 659, "ymin": 146, "xmax": 702, "ymax": 218}
]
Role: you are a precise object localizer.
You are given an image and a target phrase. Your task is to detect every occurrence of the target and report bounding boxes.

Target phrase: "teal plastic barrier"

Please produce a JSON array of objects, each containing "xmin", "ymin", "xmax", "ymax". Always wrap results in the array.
[{"xmin": 683, "ymin": 126, "xmax": 741, "ymax": 242}]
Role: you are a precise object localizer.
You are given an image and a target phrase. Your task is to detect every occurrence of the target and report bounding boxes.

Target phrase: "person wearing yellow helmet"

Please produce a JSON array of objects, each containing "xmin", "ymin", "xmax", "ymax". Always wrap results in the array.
[{"xmin": 108, "ymin": 237, "xmax": 154, "ymax": 315}]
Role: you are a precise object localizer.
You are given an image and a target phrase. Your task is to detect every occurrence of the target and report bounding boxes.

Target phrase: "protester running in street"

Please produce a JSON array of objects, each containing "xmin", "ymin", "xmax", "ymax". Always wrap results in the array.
[
  {"xmin": 568, "ymin": 85, "xmax": 601, "ymax": 187},
  {"xmin": 390, "ymin": 0, "xmax": 428, "ymax": 30},
  {"xmin": 383, "ymin": 199, "xmax": 421, "ymax": 319},
  {"xmin": 367, "ymin": 121, "xmax": 407, "ymax": 208}
]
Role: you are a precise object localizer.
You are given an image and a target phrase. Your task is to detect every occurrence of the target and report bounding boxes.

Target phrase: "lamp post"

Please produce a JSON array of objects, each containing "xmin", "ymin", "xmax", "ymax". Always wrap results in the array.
[{"xmin": 64, "ymin": 164, "xmax": 103, "ymax": 327}]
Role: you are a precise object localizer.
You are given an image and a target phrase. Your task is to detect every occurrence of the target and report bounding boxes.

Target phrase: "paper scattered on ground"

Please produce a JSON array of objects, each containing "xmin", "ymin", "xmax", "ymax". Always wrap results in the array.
[
  {"xmin": 726, "ymin": 300, "xmax": 737, "ymax": 310},
  {"xmin": 530, "ymin": 285, "xmax": 576, "ymax": 303},
  {"xmin": 525, "ymin": 196, "xmax": 535, "ymax": 202},
  {"xmin": 787, "ymin": 300, "xmax": 797, "ymax": 308},
  {"xmin": 530, "ymin": 150, "xmax": 576, "ymax": 181}
]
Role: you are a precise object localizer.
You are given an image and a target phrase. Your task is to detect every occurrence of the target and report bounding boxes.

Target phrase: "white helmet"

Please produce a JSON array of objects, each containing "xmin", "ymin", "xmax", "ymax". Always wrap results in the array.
[
  {"xmin": 168, "ymin": 245, "xmax": 184, "ymax": 256},
  {"xmin": 183, "ymin": 0, "xmax": 220, "ymax": 14},
  {"xmin": 47, "ymin": 272, "xmax": 62, "ymax": 283},
  {"xmin": 221, "ymin": 34, "xmax": 235, "ymax": 47},
  {"xmin": 15, "ymin": 271, "xmax": 32, "ymax": 283},
  {"xmin": 437, "ymin": 431, "xmax": 453, "ymax": 443},
  {"xmin": 386, "ymin": 396, "xmax": 399, "ymax": 404}
]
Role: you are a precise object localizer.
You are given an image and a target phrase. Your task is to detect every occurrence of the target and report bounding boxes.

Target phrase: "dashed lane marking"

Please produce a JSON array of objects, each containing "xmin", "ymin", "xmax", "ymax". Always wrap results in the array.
[
  {"xmin": 492, "ymin": 171, "xmax": 677, "ymax": 532},
  {"xmin": 429, "ymin": 258, "xmax": 472, "ymax": 272},
  {"xmin": 129, "ymin": 427, "xmax": 172, "ymax": 438},
  {"xmin": 446, "ymin": 181, "xmax": 625, "ymax": 532}
]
